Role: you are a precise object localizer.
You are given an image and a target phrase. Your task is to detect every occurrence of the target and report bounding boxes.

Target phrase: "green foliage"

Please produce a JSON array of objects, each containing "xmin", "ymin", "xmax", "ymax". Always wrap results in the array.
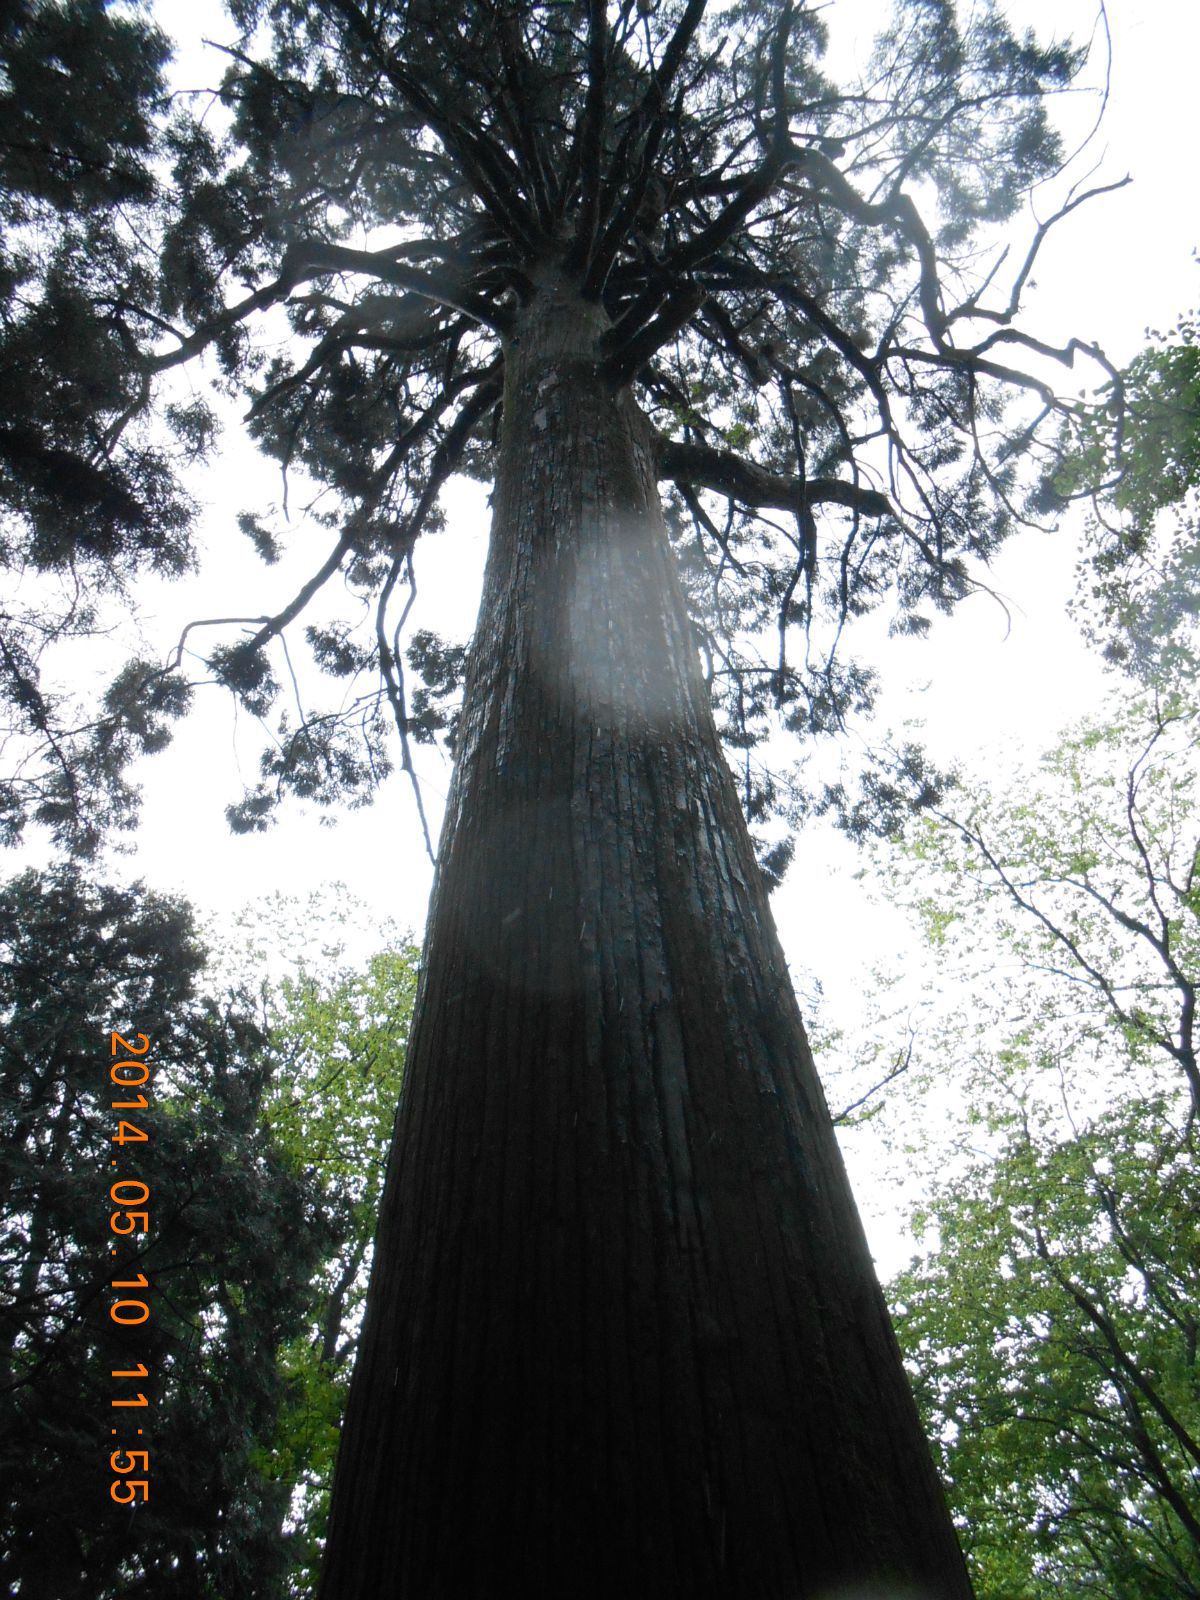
[
  {"xmin": 816, "ymin": 738, "xmax": 960, "ymax": 842},
  {"xmin": 895, "ymin": 1098, "xmax": 1199, "ymax": 1600},
  {"xmin": 840, "ymin": 698, "xmax": 1200, "ymax": 1597},
  {"xmin": 0, "ymin": 867, "xmax": 331, "ymax": 1598},
  {"xmin": 256, "ymin": 944, "xmax": 417, "ymax": 1597},
  {"xmin": 1056, "ymin": 303, "xmax": 1200, "ymax": 692},
  {"xmin": 0, "ymin": 0, "xmax": 166, "ymax": 214},
  {"xmin": 1109, "ymin": 337, "xmax": 1200, "ymax": 527},
  {"xmin": 0, "ymin": 873, "xmax": 419, "ymax": 1598},
  {"xmin": 0, "ymin": 0, "xmax": 193, "ymax": 566},
  {"xmin": 0, "ymin": 1, "xmax": 197, "ymax": 853},
  {"xmin": 1057, "ymin": 312, "xmax": 1200, "ymax": 533},
  {"xmin": 206, "ymin": 890, "xmax": 419, "ymax": 1596}
]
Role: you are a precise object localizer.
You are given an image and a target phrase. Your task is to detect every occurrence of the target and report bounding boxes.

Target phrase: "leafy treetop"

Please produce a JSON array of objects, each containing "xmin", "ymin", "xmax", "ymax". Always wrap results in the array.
[
  {"xmin": 842, "ymin": 695, "xmax": 1200, "ymax": 1597},
  {"xmin": 1061, "ymin": 301, "xmax": 1200, "ymax": 692}
]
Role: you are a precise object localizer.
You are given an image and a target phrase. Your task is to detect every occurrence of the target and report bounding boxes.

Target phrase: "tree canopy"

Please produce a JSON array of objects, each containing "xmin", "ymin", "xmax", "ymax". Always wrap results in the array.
[
  {"xmin": 0, "ymin": 867, "xmax": 329, "ymax": 1597},
  {"xmin": 827, "ymin": 690, "xmax": 1200, "ymax": 1597},
  {"xmin": 0, "ymin": 868, "xmax": 419, "ymax": 1597},
  {"xmin": 0, "ymin": 0, "xmax": 1121, "ymax": 863},
  {"xmin": 246, "ymin": 918, "xmax": 418, "ymax": 1596}
]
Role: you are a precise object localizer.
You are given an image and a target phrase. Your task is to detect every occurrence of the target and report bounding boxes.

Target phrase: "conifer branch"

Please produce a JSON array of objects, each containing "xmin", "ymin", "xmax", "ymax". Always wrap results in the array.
[{"xmin": 656, "ymin": 438, "xmax": 892, "ymax": 519}]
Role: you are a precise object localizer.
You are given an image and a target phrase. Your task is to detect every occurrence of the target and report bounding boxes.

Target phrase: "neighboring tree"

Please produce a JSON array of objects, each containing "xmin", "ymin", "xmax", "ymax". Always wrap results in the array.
[
  {"xmin": 0, "ymin": 867, "xmax": 330, "ymax": 1599},
  {"xmin": 0, "ymin": 1, "xmax": 1130, "ymax": 1593},
  {"xmin": 1060, "ymin": 298, "xmax": 1200, "ymax": 692},
  {"xmin": 896, "ymin": 1098, "xmax": 1200, "ymax": 1600},
  {"xmin": 252, "ymin": 938, "xmax": 418, "ymax": 1597},
  {"xmin": 0, "ymin": 0, "xmax": 194, "ymax": 854},
  {"xmin": 849, "ymin": 697, "xmax": 1200, "ymax": 1597}
]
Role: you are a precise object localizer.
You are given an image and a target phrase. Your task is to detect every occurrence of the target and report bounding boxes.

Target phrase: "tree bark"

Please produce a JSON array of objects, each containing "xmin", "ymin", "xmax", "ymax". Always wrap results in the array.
[{"xmin": 319, "ymin": 271, "xmax": 973, "ymax": 1599}]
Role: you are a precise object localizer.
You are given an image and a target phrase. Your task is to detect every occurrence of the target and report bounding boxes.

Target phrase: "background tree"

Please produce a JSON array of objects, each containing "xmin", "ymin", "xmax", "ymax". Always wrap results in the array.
[
  {"xmin": 1056, "ymin": 293, "xmax": 1200, "ymax": 693},
  {"xmin": 0, "ymin": 867, "xmax": 331, "ymax": 1599},
  {"xmin": 897, "ymin": 1095, "xmax": 1199, "ymax": 1599},
  {"xmin": 0, "ymin": 0, "xmax": 1131, "ymax": 1594},
  {"xmin": 834, "ymin": 695, "xmax": 1200, "ymax": 1598},
  {"xmin": 0, "ymin": 0, "xmax": 194, "ymax": 854},
  {"xmin": 245, "ymin": 924, "xmax": 418, "ymax": 1597}
]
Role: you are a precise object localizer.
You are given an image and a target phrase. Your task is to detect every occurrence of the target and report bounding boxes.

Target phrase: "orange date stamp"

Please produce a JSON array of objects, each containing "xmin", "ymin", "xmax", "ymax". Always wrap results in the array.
[{"xmin": 107, "ymin": 1030, "xmax": 153, "ymax": 1507}]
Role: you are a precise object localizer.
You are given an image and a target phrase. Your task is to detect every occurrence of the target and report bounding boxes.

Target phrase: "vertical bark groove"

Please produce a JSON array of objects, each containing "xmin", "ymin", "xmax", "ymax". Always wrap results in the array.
[{"xmin": 320, "ymin": 275, "xmax": 974, "ymax": 1599}]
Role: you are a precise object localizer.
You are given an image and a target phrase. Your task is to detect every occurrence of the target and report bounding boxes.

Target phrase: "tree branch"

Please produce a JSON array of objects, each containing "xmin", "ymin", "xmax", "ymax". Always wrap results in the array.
[
  {"xmin": 146, "ymin": 239, "xmax": 508, "ymax": 382},
  {"xmin": 656, "ymin": 436, "xmax": 892, "ymax": 519},
  {"xmin": 602, "ymin": 283, "xmax": 707, "ymax": 386},
  {"xmin": 325, "ymin": 0, "xmax": 544, "ymax": 254},
  {"xmin": 567, "ymin": 0, "xmax": 609, "ymax": 267}
]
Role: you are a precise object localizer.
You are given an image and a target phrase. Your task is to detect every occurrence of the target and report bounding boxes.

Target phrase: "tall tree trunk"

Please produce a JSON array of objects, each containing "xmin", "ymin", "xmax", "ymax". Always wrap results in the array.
[{"xmin": 320, "ymin": 273, "xmax": 973, "ymax": 1599}]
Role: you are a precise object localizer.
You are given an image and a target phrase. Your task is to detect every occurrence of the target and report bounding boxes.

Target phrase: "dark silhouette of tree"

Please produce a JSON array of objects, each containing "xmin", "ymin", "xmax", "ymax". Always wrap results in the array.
[
  {"xmin": 0, "ymin": 1, "xmax": 1127, "ymax": 1593},
  {"xmin": 0, "ymin": 0, "xmax": 194, "ymax": 853},
  {"xmin": 0, "ymin": 867, "xmax": 330, "ymax": 1598}
]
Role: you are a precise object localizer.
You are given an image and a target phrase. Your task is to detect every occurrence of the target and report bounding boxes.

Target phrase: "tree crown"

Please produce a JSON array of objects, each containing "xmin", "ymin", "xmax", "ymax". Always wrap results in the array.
[{"xmin": 0, "ymin": 0, "xmax": 1119, "ymax": 859}]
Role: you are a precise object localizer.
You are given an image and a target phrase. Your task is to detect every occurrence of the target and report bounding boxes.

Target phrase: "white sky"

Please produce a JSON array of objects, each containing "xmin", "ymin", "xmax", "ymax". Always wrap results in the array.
[{"xmin": 69, "ymin": 0, "xmax": 1199, "ymax": 1263}]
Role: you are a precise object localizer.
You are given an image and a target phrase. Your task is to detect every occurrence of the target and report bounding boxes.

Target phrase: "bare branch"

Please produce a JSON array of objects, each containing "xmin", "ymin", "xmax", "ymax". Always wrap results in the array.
[{"xmin": 832, "ymin": 1036, "xmax": 914, "ymax": 1124}]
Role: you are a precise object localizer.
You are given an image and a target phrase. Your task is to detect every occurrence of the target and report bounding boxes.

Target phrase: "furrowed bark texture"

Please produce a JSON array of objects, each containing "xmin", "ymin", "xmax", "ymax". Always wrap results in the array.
[{"xmin": 320, "ymin": 277, "xmax": 973, "ymax": 1599}]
